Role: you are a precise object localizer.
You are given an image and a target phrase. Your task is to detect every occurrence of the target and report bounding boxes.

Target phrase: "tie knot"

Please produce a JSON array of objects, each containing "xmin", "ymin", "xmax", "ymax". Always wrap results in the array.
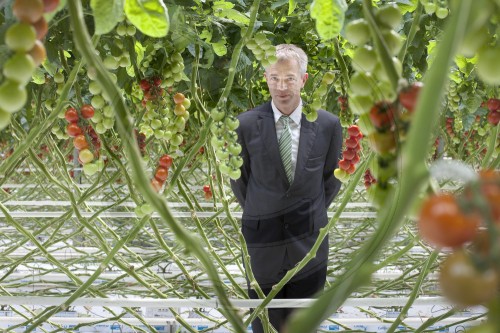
[{"xmin": 280, "ymin": 115, "xmax": 290, "ymax": 126}]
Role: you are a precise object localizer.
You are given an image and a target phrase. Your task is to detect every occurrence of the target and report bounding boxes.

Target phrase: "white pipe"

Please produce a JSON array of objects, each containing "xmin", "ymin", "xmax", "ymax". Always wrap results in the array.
[{"xmin": 0, "ymin": 296, "xmax": 461, "ymax": 308}]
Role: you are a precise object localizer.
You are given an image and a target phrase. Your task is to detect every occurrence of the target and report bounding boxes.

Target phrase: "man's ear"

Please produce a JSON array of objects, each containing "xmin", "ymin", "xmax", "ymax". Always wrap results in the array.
[{"xmin": 301, "ymin": 73, "xmax": 309, "ymax": 86}]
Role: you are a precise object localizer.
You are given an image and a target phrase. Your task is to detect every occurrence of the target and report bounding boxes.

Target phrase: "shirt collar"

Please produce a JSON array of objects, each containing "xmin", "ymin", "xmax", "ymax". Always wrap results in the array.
[{"xmin": 271, "ymin": 100, "xmax": 303, "ymax": 126}]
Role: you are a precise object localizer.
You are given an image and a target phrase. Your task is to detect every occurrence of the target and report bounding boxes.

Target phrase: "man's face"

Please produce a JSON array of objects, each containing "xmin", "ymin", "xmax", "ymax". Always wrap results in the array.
[{"xmin": 264, "ymin": 58, "xmax": 308, "ymax": 115}]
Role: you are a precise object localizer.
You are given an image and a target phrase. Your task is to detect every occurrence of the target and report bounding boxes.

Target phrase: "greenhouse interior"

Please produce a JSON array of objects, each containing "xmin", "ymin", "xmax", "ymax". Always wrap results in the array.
[{"xmin": 0, "ymin": 0, "xmax": 499, "ymax": 332}]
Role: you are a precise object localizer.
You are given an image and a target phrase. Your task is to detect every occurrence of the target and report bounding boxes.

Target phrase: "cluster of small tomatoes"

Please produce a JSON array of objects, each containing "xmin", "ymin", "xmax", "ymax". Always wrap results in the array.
[
  {"xmin": 202, "ymin": 185, "xmax": 213, "ymax": 200},
  {"xmin": 64, "ymin": 105, "xmax": 105, "ymax": 175},
  {"xmin": 418, "ymin": 170, "xmax": 500, "ymax": 318},
  {"xmin": 140, "ymin": 77, "xmax": 164, "ymax": 106},
  {"xmin": 485, "ymin": 98, "xmax": 499, "ymax": 126},
  {"xmin": 334, "ymin": 125, "xmax": 363, "ymax": 182},
  {"xmin": 150, "ymin": 154, "xmax": 173, "ymax": 193},
  {"xmin": 0, "ymin": 0, "xmax": 59, "ymax": 129}
]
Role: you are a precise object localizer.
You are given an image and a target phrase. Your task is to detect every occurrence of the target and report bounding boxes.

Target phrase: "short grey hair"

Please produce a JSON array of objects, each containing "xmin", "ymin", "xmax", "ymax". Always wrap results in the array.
[{"xmin": 272, "ymin": 44, "xmax": 308, "ymax": 75}]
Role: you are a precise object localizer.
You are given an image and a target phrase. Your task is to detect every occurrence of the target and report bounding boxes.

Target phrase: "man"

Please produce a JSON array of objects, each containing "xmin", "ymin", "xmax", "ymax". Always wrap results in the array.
[{"xmin": 230, "ymin": 44, "xmax": 343, "ymax": 333}]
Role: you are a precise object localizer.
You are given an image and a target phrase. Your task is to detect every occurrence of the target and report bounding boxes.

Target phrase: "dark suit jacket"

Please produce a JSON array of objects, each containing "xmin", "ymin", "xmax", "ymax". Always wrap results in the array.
[{"xmin": 230, "ymin": 101, "xmax": 343, "ymax": 287}]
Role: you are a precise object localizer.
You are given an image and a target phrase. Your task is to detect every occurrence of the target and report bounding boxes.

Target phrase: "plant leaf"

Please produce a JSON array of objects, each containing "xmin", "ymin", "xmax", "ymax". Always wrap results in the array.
[
  {"xmin": 124, "ymin": 0, "xmax": 169, "ymax": 38},
  {"xmin": 310, "ymin": 0, "xmax": 348, "ymax": 41},
  {"xmin": 91, "ymin": 0, "xmax": 124, "ymax": 35}
]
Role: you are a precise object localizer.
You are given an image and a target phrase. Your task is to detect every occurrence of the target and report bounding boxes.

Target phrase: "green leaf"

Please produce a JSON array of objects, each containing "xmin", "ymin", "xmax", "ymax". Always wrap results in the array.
[
  {"xmin": 310, "ymin": 0, "xmax": 348, "ymax": 41},
  {"xmin": 289, "ymin": 0, "xmax": 297, "ymax": 14},
  {"xmin": 91, "ymin": 0, "xmax": 124, "ymax": 35},
  {"xmin": 32, "ymin": 67, "xmax": 46, "ymax": 85},
  {"xmin": 214, "ymin": 8, "xmax": 250, "ymax": 26},
  {"xmin": 124, "ymin": 0, "xmax": 169, "ymax": 38},
  {"xmin": 212, "ymin": 40, "xmax": 228, "ymax": 57},
  {"xmin": 213, "ymin": 0, "xmax": 235, "ymax": 10}
]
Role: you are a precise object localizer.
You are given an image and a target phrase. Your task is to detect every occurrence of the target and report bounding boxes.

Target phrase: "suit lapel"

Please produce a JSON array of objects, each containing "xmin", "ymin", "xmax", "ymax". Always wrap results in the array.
[
  {"xmin": 257, "ymin": 103, "xmax": 290, "ymax": 183},
  {"xmin": 293, "ymin": 113, "xmax": 318, "ymax": 184}
]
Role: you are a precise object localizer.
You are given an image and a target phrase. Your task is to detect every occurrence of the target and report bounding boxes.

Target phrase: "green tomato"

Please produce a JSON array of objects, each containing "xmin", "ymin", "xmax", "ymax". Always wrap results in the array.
[
  {"xmin": 350, "ymin": 94, "xmax": 373, "ymax": 115},
  {"xmin": 322, "ymin": 72, "xmax": 335, "ymax": 85},
  {"xmin": 134, "ymin": 205, "xmax": 146, "ymax": 218},
  {"xmin": 210, "ymin": 108, "xmax": 226, "ymax": 121},
  {"xmin": 211, "ymin": 135, "xmax": 225, "ymax": 149},
  {"xmin": 230, "ymin": 155, "xmax": 244, "ymax": 168},
  {"xmin": 305, "ymin": 110, "xmax": 318, "ymax": 122},
  {"xmin": 352, "ymin": 46, "xmax": 377, "ymax": 73},
  {"xmin": 0, "ymin": 108, "xmax": 12, "ymax": 130},
  {"xmin": 210, "ymin": 121, "xmax": 225, "ymax": 135},
  {"xmin": 116, "ymin": 23, "xmax": 127, "ymax": 36},
  {"xmin": 345, "ymin": 19, "xmax": 370, "ymax": 47},
  {"xmin": 423, "ymin": 2, "xmax": 436, "ymax": 14},
  {"xmin": 182, "ymin": 98, "xmax": 191, "ymax": 109},
  {"xmin": 83, "ymin": 162, "xmax": 99, "ymax": 176},
  {"xmin": 126, "ymin": 25, "xmax": 136, "ymax": 36},
  {"xmin": 381, "ymin": 30, "xmax": 403, "ymax": 56},
  {"xmin": 228, "ymin": 142, "xmax": 242, "ymax": 156},
  {"xmin": 435, "ymin": 7, "xmax": 448, "ymax": 19},
  {"xmin": 215, "ymin": 147, "xmax": 230, "ymax": 160},
  {"xmin": 5, "ymin": 22, "xmax": 36, "ymax": 52},
  {"xmin": 54, "ymin": 72, "xmax": 65, "ymax": 83},
  {"xmin": 151, "ymin": 119, "xmax": 162, "ymax": 129},
  {"xmin": 228, "ymin": 167, "xmax": 241, "ymax": 180},
  {"xmin": 350, "ymin": 72, "xmax": 374, "ymax": 96},
  {"xmin": 3, "ymin": 52, "xmax": 36, "ymax": 85},
  {"xmin": 91, "ymin": 95, "xmax": 105, "ymax": 109},
  {"xmin": 95, "ymin": 123, "xmax": 107, "ymax": 134},
  {"xmin": 224, "ymin": 115, "xmax": 239, "ymax": 130},
  {"xmin": 89, "ymin": 81, "xmax": 102, "ymax": 95},
  {"xmin": 174, "ymin": 116, "xmax": 186, "ymax": 130},
  {"xmin": 102, "ymin": 117, "xmax": 114, "ymax": 129},
  {"xmin": 102, "ymin": 105, "xmax": 114, "ymax": 117},
  {"xmin": 79, "ymin": 149, "xmax": 94, "ymax": 164},
  {"xmin": 0, "ymin": 80, "xmax": 27, "ymax": 113},
  {"xmin": 171, "ymin": 133, "xmax": 183, "ymax": 146},
  {"xmin": 219, "ymin": 161, "xmax": 231, "ymax": 175},
  {"xmin": 103, "ymin": 56, "xmax": 119, "ymax": 70},
  {"xmin": 477, "ymin": 47, "xmax": 500, "ymax": 85},
  {"xmin": 375, "ymin": 4, "xmax": 402, "ymax": 30}
]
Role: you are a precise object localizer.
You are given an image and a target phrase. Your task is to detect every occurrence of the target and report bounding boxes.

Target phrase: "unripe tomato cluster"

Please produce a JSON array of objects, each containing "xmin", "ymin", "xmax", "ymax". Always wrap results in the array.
[
  {"xmin": 419, "ymin": 0, "xmax": 449, "ymax": 19},
  {"xmin": 87, "ymin": 69, "xmax": 117, "ymax": 135},
  {"xmin": 139, "ymin": 84, "xmax": 191, "ymax": 154},
  {"xmin": 0, "ymin": 0, "xmax": 59, "ymax": 130},
  {"xmin": 418, "ymin": 170, "xmax": 500, "ymax": 313},
  {"xmin": 210, "ymin": 109, "xmax": 242, "ymax": 180},
  {"xmin": 334, "ymin": 125, "xmax": 363, "ymax": 182},
  {"xmin": 305, "ymin": 72, "xmax": 336, "ymax": 123},
  {"xmin": 160, "ymin": 51, "xmax": 185, "ymax": 87},
  {"xmin": 246, "ymin": 33, "xmax": 277, "ymax": 69},
  {"xmin": 63, "ymin": 105, "xmax": 104, "ymax": 176}
]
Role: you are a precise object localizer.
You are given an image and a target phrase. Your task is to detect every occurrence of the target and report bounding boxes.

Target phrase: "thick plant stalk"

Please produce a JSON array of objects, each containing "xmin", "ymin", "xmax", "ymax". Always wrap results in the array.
[
  {"xmin": 66, "ymin": 1, "xmax": 247, "ymax": 332},
  {"xmin": 286, "ymin": 2, "xmax": 472, "ymax": 332}
]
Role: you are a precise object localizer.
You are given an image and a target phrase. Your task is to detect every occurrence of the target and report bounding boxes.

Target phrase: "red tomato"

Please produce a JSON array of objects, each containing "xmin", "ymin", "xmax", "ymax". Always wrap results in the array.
[
  {"xmin": 33, "ymin": 16, "xmax": 48, "ymax": 40},
  {"xmin": 487, "ymin": 98, "xmax": 500, "ymax": 112},
  {"xmin": 369, "ymin": 101, "xmax": 396, "ymax": 130},
  {"xmin": 338, "ymin": 159, "xmax": 352, "ymax": 171},
  {"xmin": 439, "ymin": 250, "xmax": 498, "ymax": 306},
  {"xmin": 398, "ymin": 82, "xmax": 423, "ymax": 112},
  {"xmin": 66, "ymin": 123, "xmax": 83, "ymax": 137},
  {"xmin": 64, "ymin": 107, "xmax": 79, "ymax": 123},
  {"xmin": 173, "ymin": 92, "xmax": 185, "ymax": 104},
  {"xmin": 153, "ymin": 77, "xmax": 162, "ymax": 87},
  {"xmin": 345, "ymin": 137, "xmax": 359, "ymax": 149},
  {"xmin": 204, "ymin": 191, "xmax": 213, "ymax": 200},
  {"xmin": 203, "ymin": 185, "xmax": 211, "ymax": 193},
  {"xmin": 151, "ymin": 178, "xmax": 164, "ymax": 192},
  {"xmin": 80, "ymin": 104, "xmax": 95, "ymax": 119},
  {"xmin": 154, "ymin": 167, "xmax": 168, "ymax": 182},
  {"xmin": 478, "ymin": 169, "xmax": 500, "ymax": 224},
  {"xmin": 487, "ymin": 110, "xmax": 499, "ymax": 126},
  {"xmin": 139, "ymin": 79, "xmax": 151, "ymax": 92},
  {"xmin": 343, "ymin": 148, "xmax": 356, "ymax": 160},
  {"xmin": 158, "ymin": 154, "xmax": 173, "ymax": 169},
  {"xmin": 73, "ymin": 134, "xmax": 89, "ymax": 150},
  {"xmin": 350, "ymin": 154, "xmax": 360, "ymax": 164},
  {"xmin": 347, "ymin": 125, "xmax": 361, "ymax": 137},
  {"xmin": 418, "ymin": 193, "xmax": 480, "ymax": 248},
  {"xmin": 346, "ymin": 164, "xmax": 356, "ymax": 174},
  {"xmin": 28, "ymin": 40, "xmax": 46, "ymax": 66}
]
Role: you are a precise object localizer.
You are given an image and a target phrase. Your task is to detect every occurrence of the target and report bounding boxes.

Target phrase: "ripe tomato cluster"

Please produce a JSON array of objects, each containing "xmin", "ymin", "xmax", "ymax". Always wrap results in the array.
[
  {"xmin": 363, "ymin": 169, "xmax": 376, "ymax": 189},
  {"xmin": 486, "ymin": 98, "xmax": 499, "ymax": 126},
  {"xmin": 334, "ymin": 125, "xmax": 363, "ymax": 182},
  {"xmin": 150, "ymin": 154, "xmax": 173, "ymax": 192},
  {"xmin": 203, "ymin": 185, "xmax": 213, "ymax": 200},
  {"xmin": 63, "ymin": 105, "xmax": 104, "ymax": 176},
  {"xmin": 140, "ymin": 77, "xmax": 164, "ymax": 106},
  {"xmin": 0, "ymin": 0, "xmax": 59, "ymax": 129},
  {"xmin": 418, "ymin": 170, "xmax": 500, "ymax": 308}
]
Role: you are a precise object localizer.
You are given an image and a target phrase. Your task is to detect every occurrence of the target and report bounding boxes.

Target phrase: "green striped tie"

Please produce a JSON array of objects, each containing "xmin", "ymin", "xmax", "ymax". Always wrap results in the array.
[{"xmin": 279, "ymin": 116, "xmax": 293, "ymax": 183}]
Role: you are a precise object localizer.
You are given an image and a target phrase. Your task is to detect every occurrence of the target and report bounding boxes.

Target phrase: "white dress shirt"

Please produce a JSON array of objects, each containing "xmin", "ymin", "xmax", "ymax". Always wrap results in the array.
[{"xmin": 272, "ymin": 100, "xmax": 302, "ymax": 180}]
